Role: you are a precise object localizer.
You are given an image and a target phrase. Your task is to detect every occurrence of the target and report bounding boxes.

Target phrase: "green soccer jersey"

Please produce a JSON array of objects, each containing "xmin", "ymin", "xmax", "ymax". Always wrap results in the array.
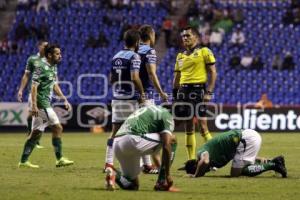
[
  {"xmin": 31, "ymin": 59, "xmax": 57, "ymax": 109},
  {"xmin": 25, "ymin": 54, "xmax": 48, "ymax": 92},
  {"xmin": 116, "ymin": 105, "xmax": 174, "ymax": 137},
  {"xmin": 197, "ymin": 130, "xmax": 243, "ymax": 168}
]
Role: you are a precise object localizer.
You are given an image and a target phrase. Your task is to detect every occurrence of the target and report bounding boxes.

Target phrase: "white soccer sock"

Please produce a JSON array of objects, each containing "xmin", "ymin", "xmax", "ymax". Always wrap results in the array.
[
  {"xmin": 105, "ymin": 139, "xmax": 114, "ymax": 165},
  {"xmin": 142, "ymin": 155, "xmax": 152, "ymax": 166}
]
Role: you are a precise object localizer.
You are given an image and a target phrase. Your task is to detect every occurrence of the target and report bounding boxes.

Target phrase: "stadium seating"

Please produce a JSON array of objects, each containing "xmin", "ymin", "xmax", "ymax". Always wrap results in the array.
[{"xmin": 0, "ymin": 1, "xmax": 298, "ymax": 105}]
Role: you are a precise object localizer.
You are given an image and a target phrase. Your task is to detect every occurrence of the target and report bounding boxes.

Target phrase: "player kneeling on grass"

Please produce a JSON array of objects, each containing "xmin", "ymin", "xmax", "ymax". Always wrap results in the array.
[
  {"xmin": 105, "ymin": 105, "xmax": 178, "ymax": 191},
  {"xmin": 18, "ymin": 44, "xmax": 74, "ymax": 168},
  {"xmin": 182, "ymin": 129, "xmax": 287, "ymax": 178}
]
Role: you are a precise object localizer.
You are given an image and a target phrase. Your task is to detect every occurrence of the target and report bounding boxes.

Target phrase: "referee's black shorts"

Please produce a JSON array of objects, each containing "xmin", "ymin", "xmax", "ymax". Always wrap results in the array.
[{"xmin": 174, "ymin": 83, "xmax": 207, "ymax": 119}]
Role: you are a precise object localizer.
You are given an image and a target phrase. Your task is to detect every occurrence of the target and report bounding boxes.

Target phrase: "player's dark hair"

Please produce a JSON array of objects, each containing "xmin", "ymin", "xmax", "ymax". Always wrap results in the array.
[
  {"xmin": 184, "ymin": 159, "xmax": 197, "ymax": 174},
  {"xmin": 45, "ymin": 44, "xmax": 60, "ymax": 58},
  {"xmin": 139, "ymin": 25, "xmax": 154, "ymax": 41},
  {"xmin": 181, "ymin": 26, "xmax": 200, "ymax": 39},
  {"xmin": 124, "ymin": 29, "xmax": 140, "ymax": 48}
]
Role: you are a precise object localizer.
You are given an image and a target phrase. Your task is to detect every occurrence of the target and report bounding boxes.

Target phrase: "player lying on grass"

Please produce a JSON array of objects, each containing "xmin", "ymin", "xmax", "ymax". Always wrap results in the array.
[
  {"xmin": 182, "ymin": 129, "xmax": 287, "ymax": 178},
  {"xmin": 105, "ymin": 105, "xmax": 178, "ymax": 191}
]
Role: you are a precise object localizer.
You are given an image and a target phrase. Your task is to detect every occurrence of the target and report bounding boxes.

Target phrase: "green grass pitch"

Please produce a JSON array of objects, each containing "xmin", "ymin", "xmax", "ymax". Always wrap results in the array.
[{"xmin": 0, "ymin": 132, "xmax": 299, "ymax": 200}]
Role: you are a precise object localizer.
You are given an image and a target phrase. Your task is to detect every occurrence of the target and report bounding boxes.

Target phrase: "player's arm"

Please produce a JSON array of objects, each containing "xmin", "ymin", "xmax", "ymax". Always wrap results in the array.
[
  {"xmin": 53, "ymin": 83, "xmax": 71, "ymax": 111},
  {"xmin": 146, "ymin": 63, "xmax": 168, "ymax": 101},
  {"xmin": 193, "ymin": 152, "xmax": 210, "ymax": 177},
  {"xmin": 206, "ymin": 64, "xmax": 217, "ymax": 95},
  {"xmin": 131, "ymin": 70, "xmax": 145, "ymax": 103},
  {"xmin": 203, "ymin": 48, "xmax": 217, "ymax": 101},
  {"xmin": 31, "ymin": 83, "xmax": 39, "ymax": 117},
  {"xmin": 131, "ymin": 54, "xmax": 145, "ymax": 103},
  {"xmin": 17, "ymin": 71, "xmax": 31, "ymax": 102},
  {"xmin": 160, "ymin": 132, "xmax": 173, "ymax": 184},
  {"xmin": 172, "ymin": 54, "xmax": 181, "ymax": 99}
]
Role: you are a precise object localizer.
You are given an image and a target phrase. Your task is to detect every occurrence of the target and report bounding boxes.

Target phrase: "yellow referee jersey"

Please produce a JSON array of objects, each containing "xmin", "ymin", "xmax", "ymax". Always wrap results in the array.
[{"xmin": 174, "ymin": 47, "xmax": 216, "ymax": 84}]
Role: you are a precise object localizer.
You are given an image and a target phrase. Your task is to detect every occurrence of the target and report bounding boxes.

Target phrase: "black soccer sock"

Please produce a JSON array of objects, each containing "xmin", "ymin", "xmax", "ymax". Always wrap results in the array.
[
  {"xmin": 242, "ymin": 162, "xmax": 276, "ymax": 177},
  {"xmin": 20, "ymin": 137, "xmax": 37, "ymax": 163},
  {"xmin": 52, "ymin": 137, "xmax": 62, "ymax": 160}
]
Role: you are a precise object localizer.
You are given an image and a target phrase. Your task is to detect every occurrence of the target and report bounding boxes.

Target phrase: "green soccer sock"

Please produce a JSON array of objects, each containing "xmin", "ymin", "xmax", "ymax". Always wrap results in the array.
[
  {"xmin": 52, "ymin": 137, "xmax": 62, "ymax": 160},
  {"xmin": 20, "ymin": 138, "xmax": 37, "ymax": 163},
  {"xmin": 170, "ymin": 142, "xmax": 177, "ymax": 165},
  {"xmin": 27, "ymin": 116, "xmax": 32, "ymax": 135},
  {"xmin": 242, "ymin": 162, "xmax": 276, "ymax": 177}
]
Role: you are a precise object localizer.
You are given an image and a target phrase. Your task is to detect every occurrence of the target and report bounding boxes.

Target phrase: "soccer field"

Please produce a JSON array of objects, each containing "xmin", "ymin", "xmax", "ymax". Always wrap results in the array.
[{"xmin": 0, "ymin": 132, "xmax": 299, "ymax": 200}]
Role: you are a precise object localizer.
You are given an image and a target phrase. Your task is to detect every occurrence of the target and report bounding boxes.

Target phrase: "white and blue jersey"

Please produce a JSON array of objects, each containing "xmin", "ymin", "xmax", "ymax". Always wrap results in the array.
[
  {"xmin": 111, "ymin": 49, "xmax": 141, "ymax": 100},
  {"xmin": 138, "ymin": 44, "xmax": 157, "ymax": 99}
]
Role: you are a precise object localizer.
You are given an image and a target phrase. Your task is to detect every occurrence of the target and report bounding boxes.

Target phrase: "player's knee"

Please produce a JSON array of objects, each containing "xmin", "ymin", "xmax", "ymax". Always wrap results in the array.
[
  {"xmin": 52, "ymin": 124, "xmax": 63, "ymax": 136},
  {"xmin": 31, "ymin": 130, "xmax": 42, "ymax": 140}
]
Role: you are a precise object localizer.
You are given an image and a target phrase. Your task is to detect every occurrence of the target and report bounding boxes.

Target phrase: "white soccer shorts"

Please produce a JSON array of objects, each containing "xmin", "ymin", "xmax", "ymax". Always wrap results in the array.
[
  {"xmin": 113, "ymin": 133, "xmax": 161, "ymax": 179},
  {"xmin": 28, "ymin": 93, "xmax": 32, "ymax": 112},
  {"xmin": 32, "ymin": 107, "xmax": 60, "ymax": 132},
  {"xmin": 232, "ymin": 129, "xmax": 262, "ymax": 168}
]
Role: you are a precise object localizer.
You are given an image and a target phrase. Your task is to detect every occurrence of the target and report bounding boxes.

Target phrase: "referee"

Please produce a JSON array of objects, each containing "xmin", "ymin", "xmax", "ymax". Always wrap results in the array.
[{"xmin": 173, "ymin": 26, "xmax": 217, "ymax": 160}]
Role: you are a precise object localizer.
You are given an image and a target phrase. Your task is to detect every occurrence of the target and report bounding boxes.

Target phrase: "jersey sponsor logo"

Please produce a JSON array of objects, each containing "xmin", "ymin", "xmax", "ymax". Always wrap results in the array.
[{"xmin": 115, "ymin": 59, "xmax": 122, "ymax": 66}]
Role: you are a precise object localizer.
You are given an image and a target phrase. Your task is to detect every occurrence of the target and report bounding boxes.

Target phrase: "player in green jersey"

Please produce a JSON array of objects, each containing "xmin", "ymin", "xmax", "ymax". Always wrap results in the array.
[
  {"xmin": 105, "ymin": 105, "xmax": 178, "ymax": 191},
  {"xmin": 18, "ymin": 44, "xmax": 74, "ymax": 168},
  {"xmin": 17, "ymin": 40, "xmax": 48, "ymax": 149},
  {"xmin": 182, "ymin": 129, "xmax": 287, "ymax": 178}
]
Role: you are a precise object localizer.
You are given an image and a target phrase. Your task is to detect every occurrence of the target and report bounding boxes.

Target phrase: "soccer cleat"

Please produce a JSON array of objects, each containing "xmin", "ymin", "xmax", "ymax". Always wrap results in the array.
[
  {"xmin": 203, "ymin": 133, "xmax": 212, "ymax": 142},
  {"xmin": 56, "ymin": 157, "xmax": 74, "ymax": 168},
  {"xmin": 18, "ymin": 161, "xmax": 39, "ymax": 168},
  {"xmin": 272, "ymin": 156, "xmax": 287, "ymax": 178},
  {"xmin": 154, "ymin": 180, "xmax": 177, "ymax": 192},
  {"xmin": 272, "ymin": 155, "xmax": 285, "ymax": 166},
  {"xmin": 105, "ymin": 167, "xmax": 116, "ymax": 191},
  {"xmin": 143, "ymin": 165, "xmax": 159, "ymax": 174},
  {"xmin": 35, "ymin": 144, "xmax": 45, "ymax": 149}
]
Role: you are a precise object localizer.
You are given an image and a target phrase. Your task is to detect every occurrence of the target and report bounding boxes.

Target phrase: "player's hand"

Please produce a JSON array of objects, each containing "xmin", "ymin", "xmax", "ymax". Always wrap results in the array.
[
  {"xmin": 32, "ymin": 105, "xmax": 39, "ymax": 117},
  {"xmin": 64, "ymin": 100, "xmax": 71, "ymax": 112},
  {"xmin": 160, "ymin": 92, "xmax": 169, "ymax": 102},
  {"xmin": 17, "ymin": 90, "xmax": 23, "ymax": 102}
]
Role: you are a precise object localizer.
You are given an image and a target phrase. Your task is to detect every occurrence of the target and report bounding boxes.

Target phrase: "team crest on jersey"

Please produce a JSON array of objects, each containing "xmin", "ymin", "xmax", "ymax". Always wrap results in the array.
[
  {"xmin": 45, "ymin": 65, "xmax": 49, "ymax": 70},
  {"xmin": 115, "ymin": 59, "xmax": 122, "ymax": 66}
]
